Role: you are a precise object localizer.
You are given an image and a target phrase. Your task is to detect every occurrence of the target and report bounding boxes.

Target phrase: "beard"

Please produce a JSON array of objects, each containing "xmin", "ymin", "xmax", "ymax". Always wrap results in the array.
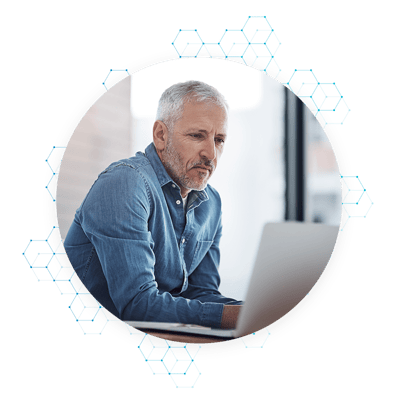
[{"xmin": 162, "ymin": 137, "xmax": 215, "ymax": 192}]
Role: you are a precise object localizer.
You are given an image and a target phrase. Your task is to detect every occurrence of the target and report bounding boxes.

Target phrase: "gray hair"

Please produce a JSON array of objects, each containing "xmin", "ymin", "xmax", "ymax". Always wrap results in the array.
[{"xmin": 156, "ymin": 80, "xmax": 229, "ymax": 132}]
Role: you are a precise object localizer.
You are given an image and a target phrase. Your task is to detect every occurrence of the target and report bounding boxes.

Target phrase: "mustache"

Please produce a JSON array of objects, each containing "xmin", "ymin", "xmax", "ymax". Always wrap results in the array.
[{"xmin": 190, "ymin": 159, "xmax": 215, "ymax": 172}]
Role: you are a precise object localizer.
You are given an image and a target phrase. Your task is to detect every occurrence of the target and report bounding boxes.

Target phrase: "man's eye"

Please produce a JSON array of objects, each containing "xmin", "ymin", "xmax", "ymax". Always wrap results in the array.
[
  {"xmin": 215, "ymin": 138, "xmax": 225, "ymax": 144},
  {"xmin": 190, "ymin": 134, "xmax": 202, "ymax": 139}
]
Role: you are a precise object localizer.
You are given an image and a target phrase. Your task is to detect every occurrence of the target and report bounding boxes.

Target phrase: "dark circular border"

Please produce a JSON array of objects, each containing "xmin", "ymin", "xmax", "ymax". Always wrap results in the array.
[{"xmin": 43, "ymin": 50, "xmax": 355, "ymax": 360}]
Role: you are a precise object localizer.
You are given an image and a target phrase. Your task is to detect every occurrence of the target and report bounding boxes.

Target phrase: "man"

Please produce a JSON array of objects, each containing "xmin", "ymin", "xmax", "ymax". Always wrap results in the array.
[{"xmin": 64, "ymin": 80, "xmax": 242, "ymax": 330}]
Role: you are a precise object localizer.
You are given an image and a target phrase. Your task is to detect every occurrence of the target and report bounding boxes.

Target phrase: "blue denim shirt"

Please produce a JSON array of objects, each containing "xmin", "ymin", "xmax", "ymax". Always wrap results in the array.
[{"xmin": 64, "ymin": 143, "xmax": 240, "ymax": 328}]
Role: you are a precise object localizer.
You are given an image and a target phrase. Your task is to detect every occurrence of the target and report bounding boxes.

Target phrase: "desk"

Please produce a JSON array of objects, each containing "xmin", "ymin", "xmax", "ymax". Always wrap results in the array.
[{"xmin": 140, "ymin": 329, "xmax": 233, "ymax": 344}]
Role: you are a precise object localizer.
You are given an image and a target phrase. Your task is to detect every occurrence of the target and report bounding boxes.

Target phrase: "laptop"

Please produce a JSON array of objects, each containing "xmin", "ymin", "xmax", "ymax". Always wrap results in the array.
[{"xmin": 125, "ymin": 222, "xmax": 339, "ymax": 338}]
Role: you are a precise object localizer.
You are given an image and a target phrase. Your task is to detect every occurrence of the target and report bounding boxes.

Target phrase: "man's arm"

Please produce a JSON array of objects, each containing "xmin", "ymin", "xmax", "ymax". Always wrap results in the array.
[
  {"xmin": 221, "ymin": 305, "xmax": 242, "ymax": 329},
  {"xmin": 76, "ymin": 165, "xmax": 225, "ymax": 328}
]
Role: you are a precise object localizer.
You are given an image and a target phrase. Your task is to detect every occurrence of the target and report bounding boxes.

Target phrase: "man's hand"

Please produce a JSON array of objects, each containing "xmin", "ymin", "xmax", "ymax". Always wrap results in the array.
[{"xmin": 220, "ymin": 305, "xmax": 242, "ymax": 329}]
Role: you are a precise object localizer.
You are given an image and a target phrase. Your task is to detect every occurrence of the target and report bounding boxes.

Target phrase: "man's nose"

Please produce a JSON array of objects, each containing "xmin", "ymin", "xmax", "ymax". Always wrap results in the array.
[{"xmin": 200, "ymin": 137, "xmax": 216, "ymax": 161}]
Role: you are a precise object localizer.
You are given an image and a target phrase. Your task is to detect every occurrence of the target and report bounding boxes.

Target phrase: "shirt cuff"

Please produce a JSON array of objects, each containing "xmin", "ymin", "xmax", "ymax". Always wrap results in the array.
[{"xmin": 201, "ymin": 302, "xmax": 225, "ymax": 328}]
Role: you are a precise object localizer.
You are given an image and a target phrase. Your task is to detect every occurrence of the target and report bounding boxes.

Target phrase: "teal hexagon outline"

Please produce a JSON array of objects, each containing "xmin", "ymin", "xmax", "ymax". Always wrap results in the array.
[
  {"xmin": 340, "ymin": 175, "xmax": 374, "ymax": 231},
  {"xmin": 137, "ymin": 333, "xmax": 202, "ymax": 389}
]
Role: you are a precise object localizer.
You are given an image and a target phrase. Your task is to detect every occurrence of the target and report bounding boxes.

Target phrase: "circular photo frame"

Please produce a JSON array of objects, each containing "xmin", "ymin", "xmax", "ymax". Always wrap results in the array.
[{"xmin": 44, "ymin": 50, "xmax": 354, "ymax": 359}]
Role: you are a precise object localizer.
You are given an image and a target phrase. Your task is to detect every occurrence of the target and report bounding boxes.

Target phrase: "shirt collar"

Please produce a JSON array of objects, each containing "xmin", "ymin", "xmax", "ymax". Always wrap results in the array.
[
  {"xmin": 145, "ymin": 142, "xmax": 173, "ymax": 188},
  {"xmin": 144, "ymin": 142, "xmax": 209, "ymax": 202}
]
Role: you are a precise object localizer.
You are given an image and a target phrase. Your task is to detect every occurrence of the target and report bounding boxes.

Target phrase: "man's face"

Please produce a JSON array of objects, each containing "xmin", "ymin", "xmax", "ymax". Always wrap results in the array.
[{"xmin": 161, "ymin": 100, "xmax": 227, "ymax": 198}]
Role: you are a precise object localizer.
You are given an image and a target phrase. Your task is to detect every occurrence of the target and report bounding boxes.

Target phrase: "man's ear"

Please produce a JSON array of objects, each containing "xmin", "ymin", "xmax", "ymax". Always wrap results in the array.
[{"xmin": 153, "ymin": 120, "xmax": 169, "ymax": 156}]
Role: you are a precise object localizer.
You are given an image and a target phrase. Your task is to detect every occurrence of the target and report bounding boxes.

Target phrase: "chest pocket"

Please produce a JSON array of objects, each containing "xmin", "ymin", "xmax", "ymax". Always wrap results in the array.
[{"xmin": 190, "ymin": 240, "xmax": 213, "ymax": 271}]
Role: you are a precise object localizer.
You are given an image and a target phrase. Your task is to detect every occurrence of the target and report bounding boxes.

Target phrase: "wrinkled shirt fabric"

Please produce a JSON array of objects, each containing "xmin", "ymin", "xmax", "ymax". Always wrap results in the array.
[{"xmin": 64, "ymin": 143, "xmax": 240, "ymax": 328}]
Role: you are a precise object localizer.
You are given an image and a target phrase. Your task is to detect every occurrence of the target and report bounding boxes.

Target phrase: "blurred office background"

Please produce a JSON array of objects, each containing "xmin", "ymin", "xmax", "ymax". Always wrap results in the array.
[{"xmin": 57, "ymin": 58, "xmax": 341, "ymax": 301}]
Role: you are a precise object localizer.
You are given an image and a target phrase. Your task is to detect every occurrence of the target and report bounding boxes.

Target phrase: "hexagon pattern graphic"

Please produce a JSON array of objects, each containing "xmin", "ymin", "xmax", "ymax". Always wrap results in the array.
[
  {"xmin": 101, "ymin": 68, "xmax": 129, "ymax": 90},
  {"xmin": 22, "ymin": 16, "xmax": 374, "ymax": 389},
  {"xmin": 172, "ymin": 16, "xmax": 282, "ymax": 79},
  {"xmin": 137, "ymin": 335, "xmax": 201, "ymax": 388},
  {"xmin": 240, "ymin": 328, "xmax": 271, "ymax": 348},
  {"xmin": 46, "ymin": 146, "xmax": 66, "ymax": 202},
  {"xmin": 287, "ymin": 69, "xmax": 350, "ymax": 126},
  {"xmin": 340, "ymin": 175, "xmax": 373, "ymax": 231},
  {"xmin": 172, "ymin": 17, "xmax": 350, "ymax": 126},
  {"xmin": 23, "ymin": 226, "xmax": 67, "ymax": 282}
]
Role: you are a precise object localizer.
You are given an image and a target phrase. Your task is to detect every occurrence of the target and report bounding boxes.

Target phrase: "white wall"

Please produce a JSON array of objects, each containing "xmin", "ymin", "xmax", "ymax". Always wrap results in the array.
[{"xmin": 57, "ymin": 77, "xmax": 132, "ymax": 240}]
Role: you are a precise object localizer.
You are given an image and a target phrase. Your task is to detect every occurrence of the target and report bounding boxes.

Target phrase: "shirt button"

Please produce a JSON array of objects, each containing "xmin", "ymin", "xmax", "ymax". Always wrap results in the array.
[
  {"xmin": 176, "ymin": 200, "xmax": 181, "ymax": 205},
  {"xmin": 172, "ymin": 184, "xmax": 176, "ymax": 188},
  {"xmin": 182, "ymin": 238, "xmax": 185, "ymax": 244}
]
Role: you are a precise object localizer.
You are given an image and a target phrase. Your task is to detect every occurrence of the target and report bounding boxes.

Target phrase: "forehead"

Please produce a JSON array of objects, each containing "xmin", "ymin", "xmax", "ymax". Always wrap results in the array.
[{"xmin": 178, "ymin": 100, "xmax": 228, "ymax": 130}]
